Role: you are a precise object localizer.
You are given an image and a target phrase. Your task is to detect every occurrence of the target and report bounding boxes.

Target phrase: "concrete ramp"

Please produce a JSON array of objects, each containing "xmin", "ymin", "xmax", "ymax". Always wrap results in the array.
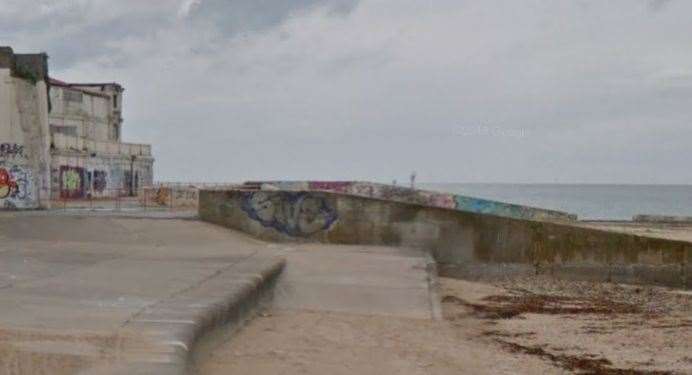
[
  {"xmin": 0, "ymin": 213, "xmax": 285, "ymax": 374},
  {"xmin": 272, "ymin": 244, "xmax": 439, "ymax": 320}
]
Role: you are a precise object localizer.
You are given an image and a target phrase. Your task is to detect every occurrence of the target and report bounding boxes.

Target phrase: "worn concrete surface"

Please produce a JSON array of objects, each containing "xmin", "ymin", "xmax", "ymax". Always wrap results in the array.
[
  {"xmin": 248, "ymin": 180, "xmax": 576, "ymax": 221},
  {"xmin": 197, "ymin": 269, "xmax": 691, "ymax": 375},
  {"xmin": 200, "ymin": 189, "xmax": 692, "ymax": 289},
  {"xmin": 0, "ymin": 213, "xmax": 283, "ymax": 374},
  {"xmin": 196, "ymin": 245, "xmax": 562, "ymax": 375},
  {"xmin": 581, "ymin": 221, "xmax": 692, "ymax": 243},
  {"xmin": 272, "ymin": 244, "xmax": 438, "ymax": 319},
  {"xmin": 4, "ymin": 209, "xmax": 689, "ymax": 374}
]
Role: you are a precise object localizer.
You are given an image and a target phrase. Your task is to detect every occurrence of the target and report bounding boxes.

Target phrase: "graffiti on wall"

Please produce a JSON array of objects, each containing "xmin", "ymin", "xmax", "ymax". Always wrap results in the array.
[
  {"xmin": 146, "ymin": 187, "xmax": 199, "ymax": 207},
  {"xmin": 241, "ymin": 192, "xmax": 338, "ymax": 237},
  {"xmin": 308, "ymin": 181, "xmax": 352, "ymax": 193},
  {"xmin": 92, "ymin": 170, "xmax": 107, "ymax": 193},
  {"xmin": 0, "ymin": 143, "xmax": 24, "ymax": 159},
  {"xmin": 254, "ymin": 181, "xmax": 575, "ymax": 221},
  {"xmin": 267, "ymin": 181, "xmax": 457, "ymax": 210},
  {"xmin": 0, "ymin": 166, "xmax": 33, "ymax": 208},
  {"xmin": 60, "ymin": 166, "xmax": 85, "ymax": 199},
  {"xmin": 154, "ymin": 187, "xmax": 170, "ymax": 206}
]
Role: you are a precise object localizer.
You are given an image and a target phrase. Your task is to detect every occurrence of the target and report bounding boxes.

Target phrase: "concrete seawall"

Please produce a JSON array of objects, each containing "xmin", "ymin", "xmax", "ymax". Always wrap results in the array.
[
  {"xmin": 249, "ymin": 181, "xmax": 577, "ymax": 222},
  {"xmin": 200, "ymin": 189, "xmax": 691, "ymax": 289}
]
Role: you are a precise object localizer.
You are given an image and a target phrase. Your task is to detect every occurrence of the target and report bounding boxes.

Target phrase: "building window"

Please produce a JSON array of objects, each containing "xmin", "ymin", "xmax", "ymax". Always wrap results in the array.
[
  {"xmin": 64, "ymin": 90, "xmax": 83, "ymax": 103},
  {"xmin": 50, "ymin": 125, "xmax": 78, "ymax": 137},
  {"xmin": 113, "ymin": 94, "xmax": 118, "ymax": 108}
]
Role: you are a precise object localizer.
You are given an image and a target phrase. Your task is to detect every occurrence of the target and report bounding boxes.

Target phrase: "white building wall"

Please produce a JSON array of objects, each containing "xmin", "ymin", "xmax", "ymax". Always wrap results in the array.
[
  {"xmin": 0, "ymin": 69, "xmax": 51, "ymax": 209},
  {"xmin": 49, "ymin": 86, "xmax": 112, "ymax": 142},
  {"xmin": 1, "ymin": 47, "xmax": 152, "ymax": 207},
  {"xmin": 48, "ymin": 83, "xmax": 153, "ymax": 199}
]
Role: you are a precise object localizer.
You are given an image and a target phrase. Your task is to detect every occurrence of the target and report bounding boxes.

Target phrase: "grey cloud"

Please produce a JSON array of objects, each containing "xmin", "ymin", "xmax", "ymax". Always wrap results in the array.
[
  {"xmin": 648, "ymin": 0, "xmax": 673, "ymax": 12},
  {"xmin": 2, "ymin": 0, "xmax": 359, "ymax": 70},
  {"xmin": 43, "ymin": 16, "xmax": 168, "ymax": 69},
  {"xmin": 0, "ymin": 1, "xmax": 175, "ymax": 69},
  {"xmin": 4, "ymin": 0, "xmax": 692, "ymax": 184},
  {"xmin": 185, "ymin": 0, "xmax": 359, "ymax": 36}
]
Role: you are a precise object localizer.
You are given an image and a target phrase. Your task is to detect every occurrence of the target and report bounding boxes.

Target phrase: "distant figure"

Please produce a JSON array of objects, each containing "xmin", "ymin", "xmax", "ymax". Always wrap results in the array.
[
  {"xmin": 410, "ymin": 171, "xmax": 417, "ymax": 189},
  {"xmin": 392, "ymin": 179, "xmax": 397, "ymax": 186}
]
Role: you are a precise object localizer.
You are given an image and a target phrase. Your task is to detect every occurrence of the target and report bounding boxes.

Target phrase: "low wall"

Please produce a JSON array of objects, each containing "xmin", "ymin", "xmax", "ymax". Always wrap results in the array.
[
  {"xmin": 249, "ymin": 181, "xmax": 577, "ymax": 222},
  {"xmin": 633, "ymin": 215, "xmax": 692, "ymax": 224},
  {"xmin": 141, "ymin": 186, "xmax": 199, "ymax": 209},
  {"xmin": 200, "ymin": 189, "xmax": 691, "ymax": 289}
]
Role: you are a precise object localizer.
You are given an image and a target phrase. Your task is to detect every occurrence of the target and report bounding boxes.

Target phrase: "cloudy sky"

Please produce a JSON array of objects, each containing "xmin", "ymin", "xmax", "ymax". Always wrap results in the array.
[{"xmin": 3, "ymin": 0, "xmax": 691, "ymax": 184}]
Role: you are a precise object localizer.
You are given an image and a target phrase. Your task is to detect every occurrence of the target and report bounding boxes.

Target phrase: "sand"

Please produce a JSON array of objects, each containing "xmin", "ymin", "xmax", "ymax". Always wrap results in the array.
[{"xmin": 197, "ymin": 274, "xmax": 690, "ymax": 374}]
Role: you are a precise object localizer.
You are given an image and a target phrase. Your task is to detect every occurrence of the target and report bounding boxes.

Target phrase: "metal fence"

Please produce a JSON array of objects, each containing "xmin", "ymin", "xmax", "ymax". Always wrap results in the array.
[
  {"xmin": 49, "ymin": 182, "xmax": 242, "ymax": 211},
  {"xmin": 49, "ymin": 187, "xmax": 196, "ymax": 211}
]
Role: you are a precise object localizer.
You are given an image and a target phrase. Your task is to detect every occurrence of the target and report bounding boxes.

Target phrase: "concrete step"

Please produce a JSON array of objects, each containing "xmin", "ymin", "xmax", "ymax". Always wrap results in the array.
[{"xmin": 80, "ymin": 256, "xmax": 285, "ymax": 375}]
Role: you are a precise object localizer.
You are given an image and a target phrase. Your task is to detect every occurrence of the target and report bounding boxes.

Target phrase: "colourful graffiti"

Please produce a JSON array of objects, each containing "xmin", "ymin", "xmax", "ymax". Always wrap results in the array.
[
  {"xmin": 0, "ymin": 167, "xmax": 27, "ymax": 199},
  {"xmin": 0, "ymin": 168, "xmax": 18, "ymax": 199},
  {"xmin": 60, "ymin": 166, "xmax": 85, "ymax": 199},
  {"xmin": 0, "ymin": 143, "xmax": 24, "ymax": 159},
  {"xmin": 0, "ymin": 165, "xmax": 34, "ymax": 208},
  {"xmin": 92, "ymin": 170, "xmax": 107, "ymax": 193},
  {"xmin": 154, "ymin": 187, "xmax": 170, "ymax": 206},
  {"xmin": 241, "ymin": 191, "xmax": 338, "ymax": 237},
  {"xmin": 250, "ymin": 181, "xmax": 576, "ymax": 222},
  {"xmin": 175, "ymin": 188, "xmax": 198, "ymax": 201},
  {"xmin": 143, "ymin": 187, "xmax": 199, "ymax": 208},
  {"xmin": 453, "ymin": 196, "xmax": 564, "ymax": 221},
  {"xmin": 308, "ymin": 181, "xmax": 352, "ymax": 193},
  {"xmin": 258, "ymin": 182, "xmax": 456, "ymax": 209}
]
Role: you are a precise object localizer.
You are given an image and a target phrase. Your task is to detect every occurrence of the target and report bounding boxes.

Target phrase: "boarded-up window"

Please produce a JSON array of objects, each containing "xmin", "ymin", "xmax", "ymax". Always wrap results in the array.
[
  {"xmin": 64, "ymin": 89, "xmax": 83, "ymax": 102},
  {"xmin": 50, "ymin": 125, "xmax": 78, "ymax": 137}
]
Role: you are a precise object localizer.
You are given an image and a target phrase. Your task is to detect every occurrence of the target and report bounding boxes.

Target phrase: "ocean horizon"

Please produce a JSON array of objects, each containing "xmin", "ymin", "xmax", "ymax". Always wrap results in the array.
[{"xmin": 420, "ymin": 183, "xmax": 692, "ymax": 221}]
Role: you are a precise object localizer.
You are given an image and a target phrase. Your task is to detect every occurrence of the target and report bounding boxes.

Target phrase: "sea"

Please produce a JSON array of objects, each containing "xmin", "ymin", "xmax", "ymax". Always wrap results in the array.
[{"xmin": 420, "ymin": 183, "xmax": 692, "ymax": 221}]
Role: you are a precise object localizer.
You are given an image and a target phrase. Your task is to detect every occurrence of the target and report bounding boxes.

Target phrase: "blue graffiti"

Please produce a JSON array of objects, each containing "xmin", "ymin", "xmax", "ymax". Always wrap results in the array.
[
  {"xmin": 241, "ymin": 192, "xmax": 338, "ymax": 237},
  {"xmin": 454, "ymin": 195, "xmax": 555, "ymax": 220}
]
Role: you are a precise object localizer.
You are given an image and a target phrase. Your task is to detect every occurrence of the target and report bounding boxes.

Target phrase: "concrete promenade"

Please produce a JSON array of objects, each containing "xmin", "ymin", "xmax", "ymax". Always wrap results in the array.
[
  {"xmin": 271, "ymin": 244, "xmax": 438, "ymax": 319},
  {"xmin": 0, "ymin": 213, "xmax": 283, "ymax": 374}
]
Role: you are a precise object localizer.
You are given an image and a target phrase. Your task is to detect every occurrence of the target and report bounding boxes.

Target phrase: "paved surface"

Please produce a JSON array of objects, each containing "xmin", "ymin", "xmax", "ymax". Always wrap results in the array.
[
  {"xmin": 197, "ymin": 249, "xmax": 691, "ymax": 374},
  {"xmin": 0, "ymin": 214, "xmax": 283, "ymax": 374},
  {"xmin": 12, "ymin": 208, "xmax": 198, "ymax": 220},
  {"xmin": 272, "ymin": 244, "xmax": 439, "ymax": 319},
  {"xmin": 196, "ymin": 245, "xmax": 562, "ymax": 375}
]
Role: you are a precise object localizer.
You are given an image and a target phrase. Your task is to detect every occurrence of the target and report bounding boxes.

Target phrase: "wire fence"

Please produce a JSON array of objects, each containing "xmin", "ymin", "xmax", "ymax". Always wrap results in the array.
[
  {"xmin": 49, "ymin": 182, "xmax": 243, "ymax": 211},
  {"xmin": 49, "ymin": 187, "xmax": 197, "ymax": 211}
]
